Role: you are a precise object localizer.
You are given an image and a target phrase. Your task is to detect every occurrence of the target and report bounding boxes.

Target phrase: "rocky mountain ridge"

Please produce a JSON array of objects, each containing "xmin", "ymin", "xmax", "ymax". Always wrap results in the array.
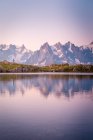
[{"xmin": 0, "ymin": 42, "xmax": 93, "ymax": 65}]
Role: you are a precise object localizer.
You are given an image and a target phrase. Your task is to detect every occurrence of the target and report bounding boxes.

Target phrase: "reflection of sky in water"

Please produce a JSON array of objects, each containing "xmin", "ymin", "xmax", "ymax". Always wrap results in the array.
[{"xmin": 0, "ymin": 74, "xmax": 93, "ymax": 140}]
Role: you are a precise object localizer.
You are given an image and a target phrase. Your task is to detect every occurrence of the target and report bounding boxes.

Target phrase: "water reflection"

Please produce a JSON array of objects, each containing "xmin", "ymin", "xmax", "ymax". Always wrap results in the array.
[
  {"xmin": 0, "ymin": 74, "xmax": 93, "ymax": 98},
  {"xmin": 0, "ymin": 74, "xmax": 93, "ymax": 140}
]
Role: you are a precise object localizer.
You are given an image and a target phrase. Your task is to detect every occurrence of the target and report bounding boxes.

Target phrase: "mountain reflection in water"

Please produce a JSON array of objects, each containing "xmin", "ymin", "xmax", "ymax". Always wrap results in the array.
[
  {"xmin": 0, "ymin": 74, "xmax": 93, "ymax": 99},
  {"xmin": 0, "ymin": 74, "xmax": 93, "ymax": 140}
]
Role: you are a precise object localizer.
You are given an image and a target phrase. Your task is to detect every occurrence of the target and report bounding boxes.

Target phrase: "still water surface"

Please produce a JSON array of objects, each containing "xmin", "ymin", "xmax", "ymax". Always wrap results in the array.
[{"xmin": 0, "ymin": 74, "xmax": 93, "ymax": 140}]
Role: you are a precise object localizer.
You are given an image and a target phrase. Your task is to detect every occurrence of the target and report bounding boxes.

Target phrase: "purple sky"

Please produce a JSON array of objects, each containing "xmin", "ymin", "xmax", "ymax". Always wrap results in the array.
[{"xmin": 0, "ymin": 0, "xmax": 93, "ymax": 50}]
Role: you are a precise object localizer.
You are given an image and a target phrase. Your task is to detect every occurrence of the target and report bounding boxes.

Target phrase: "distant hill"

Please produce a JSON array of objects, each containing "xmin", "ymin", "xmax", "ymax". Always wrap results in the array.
[{"xmin": 0, "ymin": 41, "xmax": 93, "ymax": 65}]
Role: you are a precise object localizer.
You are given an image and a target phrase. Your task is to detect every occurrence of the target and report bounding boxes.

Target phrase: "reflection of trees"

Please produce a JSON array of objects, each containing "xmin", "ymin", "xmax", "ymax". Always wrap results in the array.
[{"xmin": 0, "ymin": 74, "xmax": 93, "ymax": 99}]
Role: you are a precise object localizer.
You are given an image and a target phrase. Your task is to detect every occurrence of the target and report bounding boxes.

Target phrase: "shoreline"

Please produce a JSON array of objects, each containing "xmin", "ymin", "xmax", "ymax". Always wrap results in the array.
[{"xmin": 0, "ymin": 72, "xmax": 93, "ymax": 75}]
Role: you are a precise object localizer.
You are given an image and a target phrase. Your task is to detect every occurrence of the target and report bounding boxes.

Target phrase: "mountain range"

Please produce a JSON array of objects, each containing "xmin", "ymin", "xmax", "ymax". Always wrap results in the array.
[{"xmin": 0, "ymin": 42, "xmax": 93, "ymax": 65}]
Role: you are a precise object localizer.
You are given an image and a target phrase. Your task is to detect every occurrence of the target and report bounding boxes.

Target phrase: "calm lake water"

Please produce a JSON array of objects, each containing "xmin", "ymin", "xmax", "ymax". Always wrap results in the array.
[{"xmin": 0, "ymin": 74, "xmax": 93, "ymax": 140}]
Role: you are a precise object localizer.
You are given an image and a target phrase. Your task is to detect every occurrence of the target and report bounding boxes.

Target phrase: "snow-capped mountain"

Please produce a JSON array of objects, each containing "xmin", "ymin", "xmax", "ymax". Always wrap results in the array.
[
  {"xmin": 0, "ymin": 42, "xmax": 93, "ymax": 65},
  {"xmin": 27, "ymin": 42, "xmax": 93, "ymax": 65},
  {"xmin": 0, "ymin": 44, "xmax": 32, "ymax": 63}
]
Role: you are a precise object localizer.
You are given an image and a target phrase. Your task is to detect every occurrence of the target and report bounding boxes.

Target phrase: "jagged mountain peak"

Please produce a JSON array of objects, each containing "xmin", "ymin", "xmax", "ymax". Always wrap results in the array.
[
  {"xmin": 65, "ymin": 41, "xmax": 71, "ymax": 45},
  {"xmin": 83, "ymin": 41, "xmax": 93, "ymax": 49},
  {"xmin": 40, "ymin": 42, "xmax": 51, "ymax": 51},
  {"xmin": 9, "ymin": 44, "xmax": 16, "ymax": 49},
  {"xmin": 89, "ymin": 42, "xmax": 93, "ymax": 48},
  {"xmin": 18, "ymin": 45, "xmax": 27, "ymax": 52},
  {"xmin": 0, "ymin": 41, "xmax": 93, "ymax": 65},
  {"xmin": 41, "ymin": 42, "xmax": 49, "ymax": 47},
  {"xmin": 65, "ymin": 41, "xmax": 74, "ymax": 47},
  {"xmin": 89, "ymin": 41, "xmax": 93, "ymax": 45},
  {"xmin": 21, "ymin": 44, "xmax": 26, "ymax": 49},
  {"xmin": 54, "ymin": 42, "xmax": 62, "ymax": 47}
]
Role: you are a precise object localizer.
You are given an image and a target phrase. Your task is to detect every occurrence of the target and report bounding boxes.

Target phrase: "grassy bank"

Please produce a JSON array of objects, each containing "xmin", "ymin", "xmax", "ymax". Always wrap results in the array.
[{"xmin": 0, "ymin": 61, "xmax": 93, "ymax": 73}]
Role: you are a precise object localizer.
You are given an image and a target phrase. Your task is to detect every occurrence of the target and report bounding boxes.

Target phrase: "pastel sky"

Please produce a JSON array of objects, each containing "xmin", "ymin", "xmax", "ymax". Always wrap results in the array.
[{"xmin": 0, "ymin": 0, "xmax": 93, "ymax": 50}]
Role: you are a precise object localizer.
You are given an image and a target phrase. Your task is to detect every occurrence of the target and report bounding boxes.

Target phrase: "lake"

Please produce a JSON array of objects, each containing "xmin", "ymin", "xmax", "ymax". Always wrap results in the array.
[{"xmin": 0, "ymin": 73, "xmax": 93, "ymax": 140}]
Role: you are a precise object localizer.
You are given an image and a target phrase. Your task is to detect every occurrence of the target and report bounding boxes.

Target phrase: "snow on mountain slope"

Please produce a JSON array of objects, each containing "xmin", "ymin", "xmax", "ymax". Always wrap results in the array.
[
  {"xmin": 0, "ymin": 41, "xmax": 93, "ymax": 65},
  {"xmin": 27, "ymin": 41, "xmax": 93, "ymax": 65},
  {"xmin": 0, "ymin": 44, "xmax": 32, "ymax": 63}
]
